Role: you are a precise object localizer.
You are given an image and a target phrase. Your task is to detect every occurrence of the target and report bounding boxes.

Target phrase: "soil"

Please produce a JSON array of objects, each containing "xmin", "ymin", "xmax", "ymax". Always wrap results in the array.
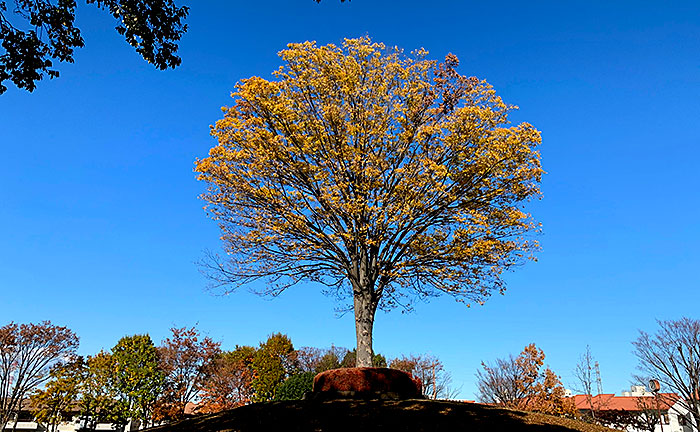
[{"xmin": 145, "ymin": 399, "xmax": 619, "ymax": 432}]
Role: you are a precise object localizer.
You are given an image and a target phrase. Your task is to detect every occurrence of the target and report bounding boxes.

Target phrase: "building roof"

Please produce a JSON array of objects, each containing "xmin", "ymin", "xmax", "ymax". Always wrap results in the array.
[{"xmin": 571, "ymin": 393, "xmax": 681, "ymax": 411}]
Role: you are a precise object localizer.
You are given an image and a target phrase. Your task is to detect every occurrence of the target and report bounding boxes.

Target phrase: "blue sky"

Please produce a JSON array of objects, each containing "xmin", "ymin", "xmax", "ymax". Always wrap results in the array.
[{"xmin": 1, "ymin": 0, "xmax": 699, "ymax": 399}]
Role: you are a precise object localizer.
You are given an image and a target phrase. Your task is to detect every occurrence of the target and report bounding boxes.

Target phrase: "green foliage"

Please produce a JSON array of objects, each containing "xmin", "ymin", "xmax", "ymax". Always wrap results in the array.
[
  {"xmin": 340, "ymin": 349, "xmax": 387, "ymax": 368},
  {"xmin": 111, "ymin": 334, "xmax": 165, "ymax": 426},
  {"xmin": 273, "ymin": 372, "xmax": 315, "ymax": 401},
  {"xmin": 0, "ymin": 0, "xmax": 189, "ymax": 93},
  {"xmin": 82, "ymin": 351, "xmax": 127, "ymax": 428},
  {"xmin": 314, "ymin": 351, "xmax": 342, "ymax": 373},
  {"xmin": 373, "ymin": 353, "xmax": 387, "ymax": 368},
  {"xmin": 251, "ymin": 333, "xmax": 295, "ymax": 402}
]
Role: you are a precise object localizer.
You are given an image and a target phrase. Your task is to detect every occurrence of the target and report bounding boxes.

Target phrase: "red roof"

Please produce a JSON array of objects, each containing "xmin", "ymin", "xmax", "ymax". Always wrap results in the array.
[{"xmin": 571, "ymin": 394, "xmax": 681, "ymax": 411}]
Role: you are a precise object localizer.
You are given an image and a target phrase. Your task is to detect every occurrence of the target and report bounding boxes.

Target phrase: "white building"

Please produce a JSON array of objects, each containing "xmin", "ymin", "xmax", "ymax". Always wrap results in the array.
[{"xmin": 571, "ymin": 386, "xmax": 695, "ymax": 432}]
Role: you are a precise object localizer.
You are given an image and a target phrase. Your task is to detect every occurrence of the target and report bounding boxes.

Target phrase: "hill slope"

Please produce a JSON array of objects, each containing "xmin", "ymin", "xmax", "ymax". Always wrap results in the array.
[{"xmin": 147, "ymin": 399, "xmax": 618, "ymax": 432}]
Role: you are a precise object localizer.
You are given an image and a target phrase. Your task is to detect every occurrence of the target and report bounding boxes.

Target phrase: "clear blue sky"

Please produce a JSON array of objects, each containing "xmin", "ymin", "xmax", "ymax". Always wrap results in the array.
[{"xmin": 1, "ymin": 0, "xmax": 699, "ymax": 400}]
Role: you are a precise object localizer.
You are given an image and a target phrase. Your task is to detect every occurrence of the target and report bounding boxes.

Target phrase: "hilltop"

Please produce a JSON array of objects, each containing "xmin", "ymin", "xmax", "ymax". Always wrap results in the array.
[{"xmin": 146, "ymin": 399, "xmax": 618, "ymax": 432}]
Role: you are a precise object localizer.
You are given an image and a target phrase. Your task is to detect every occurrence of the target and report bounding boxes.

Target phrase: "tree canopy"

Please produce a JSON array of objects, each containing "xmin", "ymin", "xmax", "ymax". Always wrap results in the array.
[
  {"xmin": 157, "ymin": 326, "xmax": 221, "ymax": 420},
  {"xmin": 197, "ymin": 37, "xmax": 543, "ymax": 366},
  {"xmin": 0, "ymin": 0, "xmax": 189, "ymax": 94},
  {"xmin": 0, "ymin": 321, "xmax": 79, "ymax": 429},
  {"xmin": 111, "ymin": 334, "xmax": 164, "ymax": 428}
]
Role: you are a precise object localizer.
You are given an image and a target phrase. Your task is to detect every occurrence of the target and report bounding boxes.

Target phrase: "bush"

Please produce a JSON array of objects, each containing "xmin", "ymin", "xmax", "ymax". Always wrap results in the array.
[{"xmin": 274, "ymin": 372, "xmax": 315, "ymax": 401}]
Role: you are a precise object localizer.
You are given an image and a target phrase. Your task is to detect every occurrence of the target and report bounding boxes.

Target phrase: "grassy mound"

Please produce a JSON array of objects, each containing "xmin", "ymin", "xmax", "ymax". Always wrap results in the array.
[{"xmin": 146, "ymin": 399, "xmax": 617, "ymax": 432}]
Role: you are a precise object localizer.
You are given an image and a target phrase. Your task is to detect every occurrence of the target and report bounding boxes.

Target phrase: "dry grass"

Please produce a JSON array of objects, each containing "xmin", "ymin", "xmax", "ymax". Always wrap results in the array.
[{"xmin": 146, "ymin": 399, "xmax": 620, "ymax": 432}]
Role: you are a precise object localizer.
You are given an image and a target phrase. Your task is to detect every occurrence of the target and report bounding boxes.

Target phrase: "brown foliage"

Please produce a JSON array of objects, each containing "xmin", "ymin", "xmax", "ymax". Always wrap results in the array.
[
  {"xmin": 476, "ymin": 344, "xmax": 576, "ymax": 417},
  {"xmin": 198, "ymin": 346, "xmax": 256, "ymax": 413},
  {"xmin": 155, "ymin": 326, "xmax": 221, "ymax": 421},
  {"xmin": 0, "ymin": 321, "xmax": 79, "ymax": 428}
]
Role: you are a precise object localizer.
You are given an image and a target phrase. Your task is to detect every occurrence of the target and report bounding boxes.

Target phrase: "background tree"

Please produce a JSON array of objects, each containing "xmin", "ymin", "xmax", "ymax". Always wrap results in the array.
[
  {"xmin": 196, "ymin": 37, "xmax": 543, "ymax": 367},
  {"xmin": 198, "ymin": 346, "xmax": 256, "ymax": 413},
  {"xmin": 634, "ymin": 395, "xmax": 663, "ymax": 432},
  {"xmin": 0, "ymin": 0, "xmax": 189, "ymax": 93},
  {"xmin": 476, "ymin": 347, "xmax": 530, "ymax": 407},
  {"xmin": 157, "ymin": 326, "xmax": 221, "ymax": 420},
  {"xmin": 595, "ymin": 409, "xmax": 647, "ymax": 431},
  {"xmin": 633, "ymin": 317, "xmax": 700, "ymax": 431},
  {"xmin": 390, "ymin": 354, "xmax": 457, "ymax": 399},
  {"xmin": 29, "ymin": 358, "xmax": 84, "ymax": 432},
  {"xmin": 295, "ymin": 346, "xmax": 324, "ymax": 373},
  {"xmin": 111, "ymin": 334, "xmax": 164, "ymax": 429},
  {"xmin": 312, "ymin": 346, "xmax": 346, "ymax": 373},
  {"xmin": 339, "ymin": 349, "xmax": 386, "ymax": 369},
  {"xmin": 0, "ymin": 321, "xmax": 79, "ymax": 429},
  {"xmin": 80, "ymin": 351, "xmax": 126, "ymax": 429},
  {"xmin": 251, "ymin": 333, "xmax": 296, "ymax": 402},
  {"xmin": 573, "ymin": 345, "xmax": 600, "ymax": 422},
  {"xmin": 476, "ymin": 343, "xmax": 575, "ymax": 416}
]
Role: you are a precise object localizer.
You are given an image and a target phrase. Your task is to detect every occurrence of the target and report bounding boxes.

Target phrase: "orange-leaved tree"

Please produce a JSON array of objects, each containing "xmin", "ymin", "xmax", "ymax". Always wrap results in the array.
[
  {"xmin": 198, "ymin": 346, "xmax": 257, "ymax": 413},
  {"xmin": 196, "ymin": 37, "xmax": 543, "ymax": 367},
  {"xmin": 156, "ymin": 326, "xmax": 221, "ymax": 420},
  {"xmin": 0, "ymin": 321, "xmax": 79, "ymax": 428},
  {"xmin": 477, "ymin": 343, "xmax": 575, "ymax": 416}
]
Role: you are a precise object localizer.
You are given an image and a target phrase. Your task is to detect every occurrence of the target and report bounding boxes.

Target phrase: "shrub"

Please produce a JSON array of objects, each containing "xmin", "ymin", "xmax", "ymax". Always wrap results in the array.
[{"xmin": 274, "ymin": 372, "xmax": 315, "ymax": 401}]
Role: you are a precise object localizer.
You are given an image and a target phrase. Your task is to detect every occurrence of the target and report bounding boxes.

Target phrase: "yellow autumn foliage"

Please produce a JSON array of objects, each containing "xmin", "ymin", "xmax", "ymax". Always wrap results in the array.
[{"xmin": 196, "ymin": 36, "xmax": 542, "ymax": 316}]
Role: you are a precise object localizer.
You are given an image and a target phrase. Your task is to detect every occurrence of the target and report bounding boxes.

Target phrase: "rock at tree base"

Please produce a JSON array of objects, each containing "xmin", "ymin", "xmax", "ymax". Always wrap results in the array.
[{"xmin": 309, "ymin": 367, "xmax": 422, "ymax": 400}]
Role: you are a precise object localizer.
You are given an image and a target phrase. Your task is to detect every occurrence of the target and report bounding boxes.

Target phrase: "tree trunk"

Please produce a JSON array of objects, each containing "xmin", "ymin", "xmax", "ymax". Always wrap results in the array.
[
  {"xmin": 353, "ymin": 291, "xmax": 377, "ymax": 367},
  {"xmin": 0, "ymin": 414, "xmax": 8, "ymax": 432}
]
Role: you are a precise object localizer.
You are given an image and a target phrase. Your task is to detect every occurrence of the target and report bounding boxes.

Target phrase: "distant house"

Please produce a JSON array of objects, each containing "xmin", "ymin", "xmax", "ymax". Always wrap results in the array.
[
  {"xmin": 1, "ymin": 399, "xmax": 124, "ymax": 432},
  {"xmin": 2, "ymin": 412, "xmax": 123, "ymax": 432},
  {"xmin": 2, "ymin": 402, "xmax": 200, "ymax": 431},
  {"xmin": 571, "ymin": 386, "xmax": 694, "ymax": 432}
]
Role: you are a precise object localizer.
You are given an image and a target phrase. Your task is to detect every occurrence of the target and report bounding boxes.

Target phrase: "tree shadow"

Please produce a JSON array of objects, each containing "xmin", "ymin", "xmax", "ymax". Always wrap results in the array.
[{"xmin": 147, "ymin": 399, "xmax": 611, "ymax": 432}]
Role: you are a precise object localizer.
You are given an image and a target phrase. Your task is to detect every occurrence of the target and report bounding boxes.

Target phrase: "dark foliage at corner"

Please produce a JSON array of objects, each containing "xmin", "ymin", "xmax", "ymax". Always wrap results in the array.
[{"xmin": 0, "ymin": 0, "xmax": 188, "ymax": 93}]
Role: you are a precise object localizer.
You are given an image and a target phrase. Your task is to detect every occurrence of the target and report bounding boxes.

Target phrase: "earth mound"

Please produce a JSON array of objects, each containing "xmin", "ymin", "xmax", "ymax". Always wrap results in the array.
[{"xmin": 146, "ymin": 399, "xmax": 616, "ymax": 432}]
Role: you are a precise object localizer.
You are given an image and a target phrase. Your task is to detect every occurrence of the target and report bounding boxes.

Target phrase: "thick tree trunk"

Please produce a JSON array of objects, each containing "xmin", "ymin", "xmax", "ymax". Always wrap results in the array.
[{"xmin": 353, "ymin": 291, "xmax": 378, "ymax": 367}]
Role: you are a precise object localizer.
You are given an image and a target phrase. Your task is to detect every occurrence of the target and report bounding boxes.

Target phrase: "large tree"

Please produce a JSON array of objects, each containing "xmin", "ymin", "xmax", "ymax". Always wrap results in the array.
[
  {"xmin": 0, "ymin": 0, "xmax": 189, "ymax": 94},
  {"xmin": 0, "ymin": 321, "xmax": 79, "ymax": 429},
  {"xmin": 633, "ymin": 318, "xmax": 700, "ymax": 431},
  {"xmin": 197, "ymin": 37, "xmax": 543, "ymax": 367}
]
